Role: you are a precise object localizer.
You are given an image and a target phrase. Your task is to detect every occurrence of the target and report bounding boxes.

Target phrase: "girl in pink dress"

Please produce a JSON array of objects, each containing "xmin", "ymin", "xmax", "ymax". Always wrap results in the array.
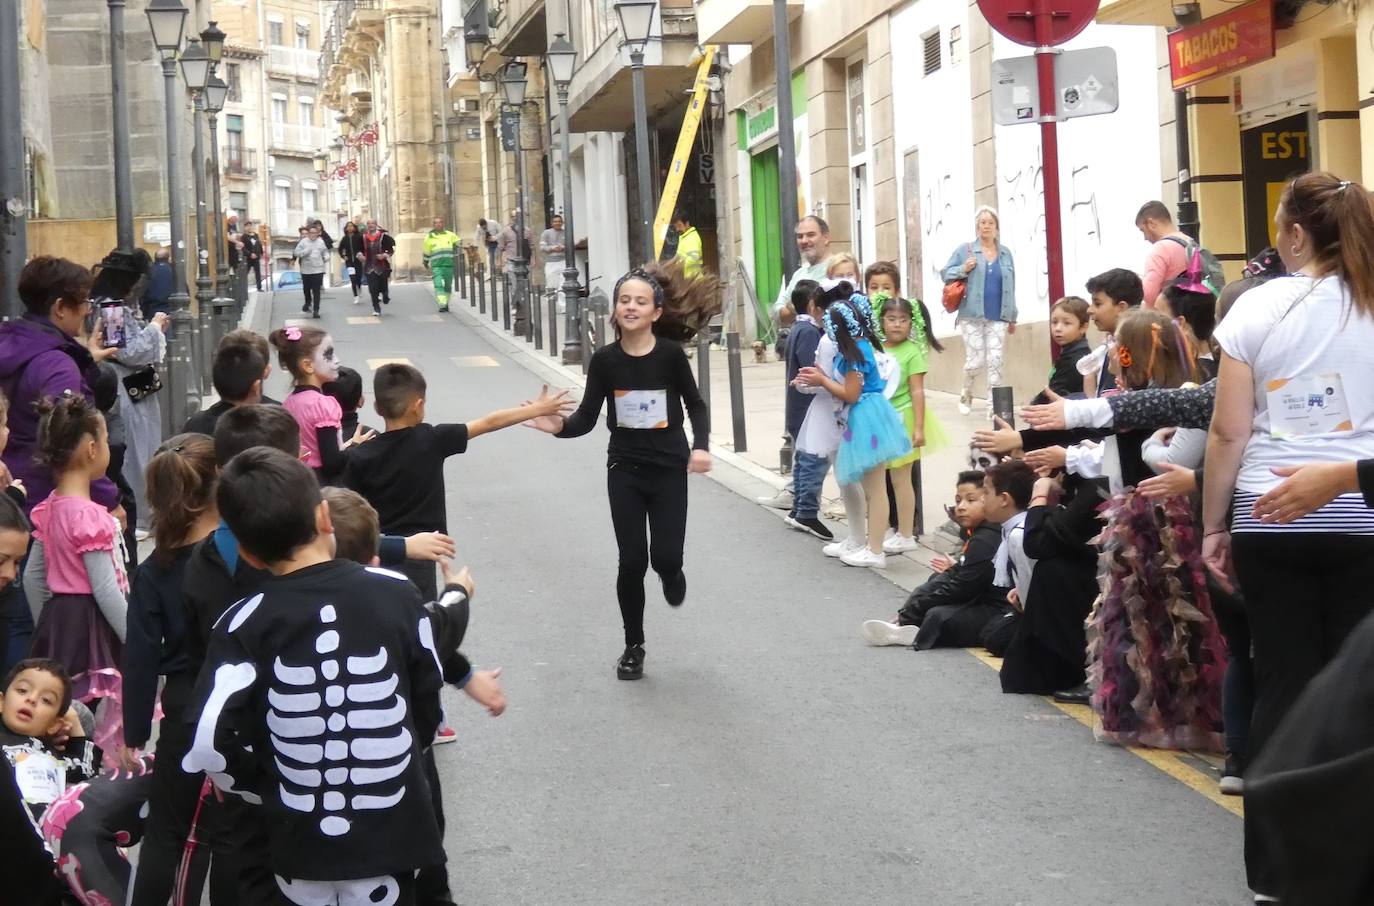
[
  {"xmin": 23, "ymin": 394, "xmax": 130, "ymax": 759},
  {"xmin": 269, "ymin": 325, "xmax": 374, "ymax": 483}
]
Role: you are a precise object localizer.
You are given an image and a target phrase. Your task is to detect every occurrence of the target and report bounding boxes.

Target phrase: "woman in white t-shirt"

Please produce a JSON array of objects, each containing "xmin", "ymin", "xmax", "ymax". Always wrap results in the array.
[{"xmin": 1201, "ymin": 171, "xmax": 1374, "ymax": 901}]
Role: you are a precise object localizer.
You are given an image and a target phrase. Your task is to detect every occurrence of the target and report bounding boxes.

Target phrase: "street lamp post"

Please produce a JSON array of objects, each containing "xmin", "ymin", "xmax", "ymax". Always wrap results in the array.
[
  {"xmin": 0, "ymin": 0, "xmax": 27, "ymax": 318},
  {"xmin": 107, "ymin": 0, "xmax": 135, "ymax": 251},
  {"xmin": 499, "ymin": 60, "xmax": 531, "ymax": 337},
  {"xmin": 205, "ymin": 75, "xmax": 229, "ymax": 298},
  {"xmin": 615, "ymin": 0, "xmax": 657, "ymax": 265},
  {"xmin": 146, "ymin": 0, "xmax": 196, "ymax": 428},
  {"xmin": 180, "ymin": 37, "xmax": 213, "ymax": 392},
  {"xmin": 546, "ymin": 33, "xmax": 582, "ymax": 364}
]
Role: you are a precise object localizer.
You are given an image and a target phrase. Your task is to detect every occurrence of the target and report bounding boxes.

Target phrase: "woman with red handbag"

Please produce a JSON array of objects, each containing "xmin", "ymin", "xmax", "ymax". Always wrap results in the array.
[{"xmin": 941, "ymin": 207, "xmax": 1017, "ymax": 416}]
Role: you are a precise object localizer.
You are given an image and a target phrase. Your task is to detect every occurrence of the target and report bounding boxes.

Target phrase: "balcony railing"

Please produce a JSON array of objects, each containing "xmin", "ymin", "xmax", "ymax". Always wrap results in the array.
[
  {"xmin": 269, "ymin": 122, "xmax": 328, "ymax": 154},
  {"xmin": 267, "ymin": 46, "xmax": 320, "ymax": 80},
  {"xmin": 225, "ymin": 147, "xmax": 256, "ymax": 176}
]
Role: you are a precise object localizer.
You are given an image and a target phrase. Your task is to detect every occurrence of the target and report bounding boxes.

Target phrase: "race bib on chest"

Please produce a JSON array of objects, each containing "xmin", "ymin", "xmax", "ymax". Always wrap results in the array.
[
  {"xmin": 13, "ymin": 749, "xmax": 64, "ymax": 804},
  {"xmin": 614, "ymin": 389, "xmax": 669, "ymax": 429},
  {"xmin": 1266, "ymin": 372, "xmax": 1353, "ymax": 438}
]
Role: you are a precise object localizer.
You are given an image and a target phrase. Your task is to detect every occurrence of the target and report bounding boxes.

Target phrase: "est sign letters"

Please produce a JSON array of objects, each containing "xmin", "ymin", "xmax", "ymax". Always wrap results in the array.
[{"xmin": 1168, "ymin": 0, "xmax": 1274, "ymax": 91}]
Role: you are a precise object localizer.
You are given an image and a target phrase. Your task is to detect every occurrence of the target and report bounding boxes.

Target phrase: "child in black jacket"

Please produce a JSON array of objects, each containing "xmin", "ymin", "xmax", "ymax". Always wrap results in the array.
[
  {"xmin": 183, "ymin": 448, "xmax": 452, "ymax": 905},
  {"xmin": 861, "ymin": 470, "xmax": 1009, "ymax": 649}
]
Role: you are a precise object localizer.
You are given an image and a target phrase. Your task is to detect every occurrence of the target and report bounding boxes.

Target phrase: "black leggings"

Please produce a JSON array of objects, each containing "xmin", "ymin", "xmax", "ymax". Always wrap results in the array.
[
  {"xmin": 1231, "ymin": 531, "xmax": 1374, "ymax": 895},
  {"xmin": 301, "ymin": 273, "xmax": 324, "ymax": 312},
  {"xmin": 367, "ymin": 272, "xmax": 391, "ymax": 308},
  {"xmin": 607, "ymin": 462, "xmax": 688, "ymax": 647},
  {"xmin": 347, "ymin": 266, "xmax": 362, "ymax": 296}
]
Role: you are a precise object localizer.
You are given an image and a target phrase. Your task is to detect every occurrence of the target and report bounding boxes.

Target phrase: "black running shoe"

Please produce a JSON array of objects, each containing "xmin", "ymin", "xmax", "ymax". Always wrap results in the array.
[
  {"xmin": 662, "ymin": 571, "xmax": 687, "ymax": 607},
  {"xmin": 790, "ymin": 516, "xmax": 834, "ymax": 541},
  {"xmin": 616, "ymin": 644, "xmax": 645, "ymax": 680},
  {"xmin": 301, "ymin": 303, "xmax": 310, "ymax": 313}
]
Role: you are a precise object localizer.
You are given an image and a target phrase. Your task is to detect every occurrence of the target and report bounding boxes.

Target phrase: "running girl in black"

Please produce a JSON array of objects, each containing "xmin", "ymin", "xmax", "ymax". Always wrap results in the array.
[{"xmin": 528, "ymin": 261, "xmax": 719, "ymax": 680}]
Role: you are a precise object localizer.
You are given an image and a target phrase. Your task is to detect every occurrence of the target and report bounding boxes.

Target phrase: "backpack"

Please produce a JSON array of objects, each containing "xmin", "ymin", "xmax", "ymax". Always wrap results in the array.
[{"xmin": 1166, "ymin": 236, "xmax": 1226, "ymax": 297}]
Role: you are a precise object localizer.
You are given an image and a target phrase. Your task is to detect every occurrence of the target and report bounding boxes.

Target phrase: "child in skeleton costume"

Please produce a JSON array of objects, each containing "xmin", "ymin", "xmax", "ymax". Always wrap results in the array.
[
  {"xmin": 184, "ymin": 448, "xmax": 451, "ymax": 906},
  {"xmin": 526, "ymin": 261, "xmax": 719, "ymax": 681}
]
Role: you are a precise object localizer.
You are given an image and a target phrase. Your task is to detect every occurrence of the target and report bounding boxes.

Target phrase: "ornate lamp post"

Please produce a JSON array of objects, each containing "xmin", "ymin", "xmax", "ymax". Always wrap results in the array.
[
  {"xmin": 145, "ymin": 0, "xmax": 196, "ymax": 428},
  {"xmin": 499, "ymin": 59, "xmax": 531, "ymax": 335},
  {"xmin": 546, "ymin": 33, "xmax": 582, "ymax": 364},
  {"xmin": 614, "ymin": 0, "xmax": 657, "ymax": 264},
  {"xmin": 205, "ymin": 74, "xmax": 229, "ymax": 299},
  {"xmin": 180, "ymin": 37, "xmax": 212, "ymax": 390}
]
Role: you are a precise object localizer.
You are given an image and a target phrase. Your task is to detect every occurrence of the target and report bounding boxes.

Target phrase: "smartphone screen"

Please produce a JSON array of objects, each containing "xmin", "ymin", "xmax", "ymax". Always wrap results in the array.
[{"xmin": 98, "ymin": 304, "xmax": 127, "ymax": 348}]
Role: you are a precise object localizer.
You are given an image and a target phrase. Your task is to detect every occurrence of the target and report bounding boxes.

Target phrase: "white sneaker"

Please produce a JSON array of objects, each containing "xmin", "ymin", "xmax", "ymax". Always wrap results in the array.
[
  {"xmin": 823, "ymin": 537, "xmax": 865, "ymax": 558},
  {"xmin": 861, "ymin": 620, "xmax": 918, "ymax": 647},
  {"xmin": 353, "ymin": 296, "xmax": 362, "ymax": 305},
  {"xmin": 757, "ymin": 488, "xmax": 794, "ymax": 510},
  {"xmin": 883, "ymin": 534, "xmax": 919, "ymax": 554},
  {"xmin": 841, "ymin": 547, "xmax": 887, "ymax": 569},
  {"xmin": 958, "ymin": 393, "xmax": 972, "ymax": 416}
]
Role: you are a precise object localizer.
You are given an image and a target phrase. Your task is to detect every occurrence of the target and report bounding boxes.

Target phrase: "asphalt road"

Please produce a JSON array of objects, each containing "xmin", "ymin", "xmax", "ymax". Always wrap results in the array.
[{"xmin": 271, "ymin": 281, "xmax": 1248, "ymax": 906}]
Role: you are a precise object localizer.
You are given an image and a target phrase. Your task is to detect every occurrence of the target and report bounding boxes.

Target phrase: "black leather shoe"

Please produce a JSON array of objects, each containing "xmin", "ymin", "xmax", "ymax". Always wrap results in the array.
[
  {"xmin": 662, "ymin": 571, "xmax": 687, "ymax": 608},
  {"xmin": 1053, "ymin": 683, "xmax": 1091, "ymax": 705},
  {"xmin": 616, "ymin": 644, "xmax": 645, "ymax": 680}
]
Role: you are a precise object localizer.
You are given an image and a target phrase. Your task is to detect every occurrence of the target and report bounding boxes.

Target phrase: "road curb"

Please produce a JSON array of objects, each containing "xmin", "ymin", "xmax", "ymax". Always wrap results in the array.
[{"xmin": 449, "ymin": 298, "xmax": 942, "ymax": 592}]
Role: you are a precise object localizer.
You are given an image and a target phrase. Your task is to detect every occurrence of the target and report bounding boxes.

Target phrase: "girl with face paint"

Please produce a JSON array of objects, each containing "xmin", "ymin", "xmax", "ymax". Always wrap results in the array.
[{"xmin": 269, "ymin": 326, "xmax": 376, "ymax": 483}]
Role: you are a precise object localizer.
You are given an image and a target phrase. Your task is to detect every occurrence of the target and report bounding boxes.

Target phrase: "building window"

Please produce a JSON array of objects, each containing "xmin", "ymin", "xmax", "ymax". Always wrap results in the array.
[
  {"xmin": 229, "ymin": 191, "xmax": 248, "ymax": 220},
  {"xmin": 948, "ymin": 25, "xmax": 963, "ymax": 66},
  {"xmin": 268, "ymin": 19, "xmax": 285, "ymax": 46},
  {"xmin": 271, "ymin": 97, "xmax": 287, "ymax": 123},
  {"xmin": 274, "ymin": 182, "xmax": 291, "ymax": 213},
  {"xmin": 298, "ymin": 98, "xmax": 314, "ymax": 126},
  {"xmin": 302, "ymin": 184, "xmax": 318, "ymax": 214},
  {"xmin": 922, "ymin": 30, "xmax": 941, "ymax": 77},
  {"xmin": 226, "ymin": 114, "xmax": 243, "ymax": 160},
  {"xmin": 295, "ymin": 22, "xmax": 310, "ymax": 50},
  {"xmin": 225, "ymin": 62, "xmax": 241, "ymax": 102}
]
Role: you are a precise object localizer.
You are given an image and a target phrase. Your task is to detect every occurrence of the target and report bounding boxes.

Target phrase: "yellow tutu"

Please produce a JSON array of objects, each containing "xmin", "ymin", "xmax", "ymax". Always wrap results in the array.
[{"xmin": 888, "ymin": 403, "xmax": 950, "ymax": 467}]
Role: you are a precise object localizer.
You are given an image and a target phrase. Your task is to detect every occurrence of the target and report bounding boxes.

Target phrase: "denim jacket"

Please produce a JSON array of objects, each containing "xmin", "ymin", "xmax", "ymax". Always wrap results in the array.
[{"xmin": 941, "ymin": 243, "xmax": 1017, "ymax": 324}]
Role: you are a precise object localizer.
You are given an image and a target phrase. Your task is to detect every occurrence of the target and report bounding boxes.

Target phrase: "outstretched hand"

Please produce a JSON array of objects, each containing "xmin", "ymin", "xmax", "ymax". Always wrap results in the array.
[
  {"xmin": 405, "ymin": 532, "xmax": 456, "ymax": 563},
  {"xmin": 463, "ymin": 668, "xmax": 506, "ymax": 717},
  {"xmin": 1021, "ymin": 390, "xmax": 1067, "ymax": 432},
  {"xmin": 1137, "ymin": 463, "xmax": 1197, "ymax": 500},
  {"xmin": 439, "ymin": 560, "xmax": 475, "ymax": 598},
  {"xmin": 971, "ymin": 417, "xmax": 1021, "ymax": 455}
]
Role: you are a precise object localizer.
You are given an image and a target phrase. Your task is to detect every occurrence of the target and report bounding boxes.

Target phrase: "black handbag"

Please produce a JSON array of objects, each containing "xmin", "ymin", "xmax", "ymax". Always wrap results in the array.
[{"xmin": 122, "ymin": 365, "xmax": 162, "ymax": 402}]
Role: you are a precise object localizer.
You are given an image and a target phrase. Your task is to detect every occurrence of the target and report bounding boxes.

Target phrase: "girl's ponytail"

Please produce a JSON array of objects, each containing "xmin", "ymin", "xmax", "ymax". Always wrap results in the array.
[
  {"xmin": 146, "ymin": 433, "xmax": 217, "ymax": 563},
  {"xmin": 35, "ymin": 394, "xmax": 104, "ymax": 470},
  {"xmin": 636, "ymin": 259, "xmax": 723, "ymax": 342},
  {"xmin": 1279, "ymin": 172, "xmax": 1374, "ymax": 320}
]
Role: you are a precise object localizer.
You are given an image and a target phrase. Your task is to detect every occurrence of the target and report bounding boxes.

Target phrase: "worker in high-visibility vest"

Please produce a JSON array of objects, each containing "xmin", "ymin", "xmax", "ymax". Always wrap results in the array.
[
  {"xmin": 422, "ymin": 216, "xmax": 463, "ymax": 312},
  {"xmin": 671, "ymin": 211, "xmax": 703, "ymax": 279}
]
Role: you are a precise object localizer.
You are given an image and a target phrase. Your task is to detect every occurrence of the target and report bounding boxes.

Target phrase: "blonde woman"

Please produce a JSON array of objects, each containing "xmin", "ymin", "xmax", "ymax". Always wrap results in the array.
[{"xmin": 942, "ymin": 206, "xmax": 1017, "ymax": 416}]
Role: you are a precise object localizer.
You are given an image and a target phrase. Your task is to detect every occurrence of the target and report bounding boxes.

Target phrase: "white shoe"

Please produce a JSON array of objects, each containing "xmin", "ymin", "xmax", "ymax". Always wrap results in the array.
[
  {"xmin": 353, "ymin": 296, "xmax": 362, "ymax": 305},
  {"xmin": 841, "ymin": 547, "xmax": 887, "ymax": 569},
  {"xmin": 958, "ymin": 394, "xmax": 972, "ymax": 416},
  {"xmin": 757, "ymin": 488, "xmax": 794, "ymax": 510},
  {"xmin": 883, "ymin": 534, "xmax": 919, "ymax": 554},
  {"xmin": 861, "ymin": 620, "xmax": 918, "ymax": 647},
  {"xmin": 823, "ymin": 537, "xmax": 865, "ymax": 558}
]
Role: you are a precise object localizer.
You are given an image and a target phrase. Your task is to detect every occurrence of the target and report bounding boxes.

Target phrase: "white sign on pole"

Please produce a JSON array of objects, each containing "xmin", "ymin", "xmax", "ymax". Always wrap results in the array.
[{"xmin": 992, "ymin": 46, "xmax": 1119, "ymax": 126}]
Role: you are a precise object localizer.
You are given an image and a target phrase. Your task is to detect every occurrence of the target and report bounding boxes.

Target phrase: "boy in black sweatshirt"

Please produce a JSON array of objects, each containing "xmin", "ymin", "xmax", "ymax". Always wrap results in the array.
[
  {"xmin": 183, "ymin": 448, "xmax": 450, "ymax": 905},
  {"xmin": 860, "ymin": 470, "xmax": 1009, "ymax": 649}
]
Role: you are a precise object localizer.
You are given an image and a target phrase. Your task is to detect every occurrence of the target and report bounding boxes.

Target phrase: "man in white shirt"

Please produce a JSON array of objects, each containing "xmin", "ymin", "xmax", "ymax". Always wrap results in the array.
[{"xmin": 772, "ymin": 215, "xmax": 833, "ymax": 324}]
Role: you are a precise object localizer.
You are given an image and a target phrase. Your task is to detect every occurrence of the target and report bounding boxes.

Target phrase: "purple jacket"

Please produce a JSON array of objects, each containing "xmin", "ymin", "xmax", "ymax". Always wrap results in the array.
[{"xmin": 0, "ymin": 315, "xmax": 118, "ymax": 511}]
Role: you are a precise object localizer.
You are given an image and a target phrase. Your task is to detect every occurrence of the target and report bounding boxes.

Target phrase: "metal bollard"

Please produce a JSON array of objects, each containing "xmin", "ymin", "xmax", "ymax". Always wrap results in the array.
[
  {"xmin": 696, "ymin": 333, "xmax": 711, "ymax": 426},
  {"xmin": 914, "ymin": 460, "xmax": 926, "ymax": 538},
  {"xmin": 477, "ymin": 265, "xmax": 486, "ymax": 314},
  {"xmin": 726, "ymin": 331, "xmax": 748, "ymax": 454},
  {"xmin": 502, "ymin": 276, "xmax": 512, "ymax": 331},
  {"xmin": 489, "ymin": 266, "xmax": 499, "ymax": 322},
  {"xmin": 548, "ymin": 291, "xmax": 559, "ymax": 358},
  {"xmin": 532, "ymin": 291, "xmax": 543, "ymax": 349},
  {"xmin": 991, "ymin": 385, "xmax": 1015, "ymax": 427}
]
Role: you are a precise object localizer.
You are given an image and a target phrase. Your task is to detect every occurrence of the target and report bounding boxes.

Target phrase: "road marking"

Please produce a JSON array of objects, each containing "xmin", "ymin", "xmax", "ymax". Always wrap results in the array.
[
  {"xmin": 366, "ymin": 357, "xmax": 413, "ymax": 369},
  {"xmin": 410, "ymin": 314, "xmax": 445, "ymax": 323},
  {"xmin": 451, "ymin": 355, "xmax": 500, "ymax": 368},
  {"xmin": 965, "ymin": 648, "xmax": 1243, "ymax": 818},
  {"xmin": 346, "ymin": 316, "xmax": 381, "ymax": 325}
]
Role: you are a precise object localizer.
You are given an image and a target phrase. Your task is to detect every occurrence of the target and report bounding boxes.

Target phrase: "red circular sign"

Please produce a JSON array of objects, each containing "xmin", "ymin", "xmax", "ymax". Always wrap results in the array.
[{"xmin": 977, "ymin": 0, "xmax": 1099, "ymax": 47}]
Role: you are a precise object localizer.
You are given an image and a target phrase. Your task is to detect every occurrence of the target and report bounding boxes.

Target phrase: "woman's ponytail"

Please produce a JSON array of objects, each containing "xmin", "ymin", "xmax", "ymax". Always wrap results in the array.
[{"xmin": 1280, "ymin": 172, "xmax": 1374, "ymax": 320}]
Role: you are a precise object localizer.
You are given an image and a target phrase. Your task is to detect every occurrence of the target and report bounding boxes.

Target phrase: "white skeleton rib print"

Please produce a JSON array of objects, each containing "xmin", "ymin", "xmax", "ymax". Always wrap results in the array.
[{"xmin": 267, "ymin": 603, "xmax": 413, "ymax": 838}]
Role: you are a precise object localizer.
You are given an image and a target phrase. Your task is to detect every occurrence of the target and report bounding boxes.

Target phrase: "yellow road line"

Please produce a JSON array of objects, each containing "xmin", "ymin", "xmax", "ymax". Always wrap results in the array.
[
  {"xmin": 965, "ymin": 647, "xmax": 1243, "ymax": 818},
  {"xmin": 366, "ymin": 357, "xmax": 413, "ymax": 369}
]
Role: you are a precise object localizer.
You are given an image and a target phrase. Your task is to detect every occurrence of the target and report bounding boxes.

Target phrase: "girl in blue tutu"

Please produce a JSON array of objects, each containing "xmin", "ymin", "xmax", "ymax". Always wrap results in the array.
[{"xmin": 795, "ymin": 294, "xmax": 911, "ymax": 568}]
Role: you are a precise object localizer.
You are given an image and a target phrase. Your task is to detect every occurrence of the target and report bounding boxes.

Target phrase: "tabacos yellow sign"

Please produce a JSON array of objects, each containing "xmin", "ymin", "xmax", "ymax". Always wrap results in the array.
[{"xmin": 1168, "ymin": 0, "xmax": 1274, "ymax": 91}]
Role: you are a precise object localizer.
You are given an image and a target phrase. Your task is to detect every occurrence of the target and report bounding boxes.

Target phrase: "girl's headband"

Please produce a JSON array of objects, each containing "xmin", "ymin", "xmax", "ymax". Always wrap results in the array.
[{"xmin": 614, "ymin": 268, "xmax": 665, "ymax": 309}]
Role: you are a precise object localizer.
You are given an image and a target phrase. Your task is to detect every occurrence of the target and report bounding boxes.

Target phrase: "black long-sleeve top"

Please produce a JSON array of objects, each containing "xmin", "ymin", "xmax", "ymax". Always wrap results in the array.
[
  {"xmin": 901, "ymin": 522, "xmax": 1005, "ymax": 621},
  {"xmin": 556, "ymin": 340, "xmax": 709, "ymax": 468},
  {"xmin": 1039, "ymin": 336, "xmax": 1091, "ymax": 403},
  {"xmin": 123, "ymin": 545, "xmax": 195, "ymax": 748}
]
